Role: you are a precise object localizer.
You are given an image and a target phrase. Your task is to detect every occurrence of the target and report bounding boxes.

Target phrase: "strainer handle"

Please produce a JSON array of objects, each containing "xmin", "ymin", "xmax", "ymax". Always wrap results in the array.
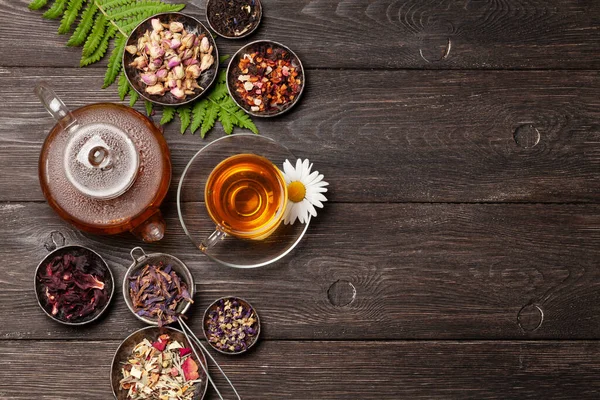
[{"xmin": 130, "ymin": 246, "xmax": 148, "ymax": 263}]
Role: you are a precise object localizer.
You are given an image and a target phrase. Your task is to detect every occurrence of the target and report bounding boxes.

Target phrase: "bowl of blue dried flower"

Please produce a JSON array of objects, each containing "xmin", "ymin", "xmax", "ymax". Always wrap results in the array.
[{"xmin": 123, "ymin": 247, "xmax": 195, "ymax": 326}]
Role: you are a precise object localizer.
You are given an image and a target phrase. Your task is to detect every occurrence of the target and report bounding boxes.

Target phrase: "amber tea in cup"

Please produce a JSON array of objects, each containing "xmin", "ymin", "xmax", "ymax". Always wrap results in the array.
[{"xmin": 203, "ymin": 154, "xmax": 287, "ymax": 246}]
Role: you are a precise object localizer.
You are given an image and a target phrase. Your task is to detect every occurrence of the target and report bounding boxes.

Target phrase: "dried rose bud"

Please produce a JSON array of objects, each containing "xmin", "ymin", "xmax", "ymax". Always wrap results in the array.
[
  {"xmin": 163, "ymin": 30, "xmax": 173, "ymax": 40},
  {"xmin": 200, "ymin": 36, "xmax": 210, "ymax": 53},
  {"xmin": 149, "ymin": 44, "xmax": 165, "ymax": 59},
  {"xmin": 150, "ymin": 30, "xmax": 161, "ymax": 43},
  {"xmin": 161, "ymin": 39, "xmax": 172, "ymax": 49},
  {"xmin": 148, "ymin": 58, "xmax": 162, "ymax": 71},
  {"xmin": 169, "ymin": 21, "xmax": 184, "ymax": 33},
  {"xmin": 146, "ymin": 83, "xmax": 166, "ymax": 95},
  {"xmin": 151, "ymin": 18, "xmax": 163, "ymax": 32},
  {"xmin": 166, "ymin": 78, "xmax": 177, "ymax": 89},
  {"xmin": 183, "ymin": 58, "xmax": 199, "ymax": 66},
  {"xmin": 125, "ymin": 45, "xmax": 138, "ymax": 55},
  {"xmin": 181, "ymin": 49, "xmax": 193, "ymax": 61},
  {"xmin": 173, "ymin": 65, "xmax": 185, "ymax": 80},
  {"xmin": 156, "ymin": 68, "xmax": 168, "ymax": 80},
  {"xmin": 170, "ymin": 87, "xmax": 185, "ymax": 99},
  {"xmin": 200, "ymin": 54, "xmax": 214, "ymax": 72},
  {"xmin": 169, "ymin": 38, "xmax": 181, "ymax": 49},
  {"xmin": 186, "ymin": 64, "xmax": 201, "ymax": 79},
  {"xmin": 141, "ymin": 72, "xmax": 158, "ymax": 86},
  {"xmin": 167, "ymin": 56, "xmax": 181, "ymax": 68},
  {"xmin": 130, "ymin": 56, "xmax": 147, "ymax": 69},
  {"xmin": 181, "ymin": 33, "xmax": 195, "ymax": 49}
]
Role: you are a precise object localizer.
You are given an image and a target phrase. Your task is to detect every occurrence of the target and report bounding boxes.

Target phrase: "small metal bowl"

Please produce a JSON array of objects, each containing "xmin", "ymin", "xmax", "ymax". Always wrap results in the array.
[
  {"xmin": 123, "ymin": 12, "xmax": 219, "ymax": 106},
  {"xmin": 202, "ymin": 296, "xmax": 261, "ymax": 355},
  {"xmin": 226, "ymin": 40, "xmax": 305, "ymax": 117},
  {"xmin": 111, "ymin": 326, "xmax": 208, "ymax": 400},
  {"xmin": 34, "ymin": 232, "xmax": 114, "ymax": 326},
  {"xmin": 123, "ymin": 247, "xmax": 195, "ymax": 326},
  {"xmin": 205, "ymin": 0, "xmax": 263, "ymax": 40}
]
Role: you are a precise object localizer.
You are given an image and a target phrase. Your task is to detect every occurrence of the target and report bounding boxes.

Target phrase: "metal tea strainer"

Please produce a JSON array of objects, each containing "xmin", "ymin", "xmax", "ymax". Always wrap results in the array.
[{"xmin": 121, "ymin": 247, "xmax": 240, "ymax": 400}]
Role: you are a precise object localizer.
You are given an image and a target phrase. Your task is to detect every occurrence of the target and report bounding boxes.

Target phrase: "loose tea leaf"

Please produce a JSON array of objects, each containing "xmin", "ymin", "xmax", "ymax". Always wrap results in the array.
[
  {"xmin": 207, "ymin": 0, "xmax": 261, "ymax": 38},
  {"xmin": 128, "ymin": 263, "xmax": 193, "ymax": 327},
  {"xmin": 37, "ymin": 252, "xmax": 109, "ymax": 322}
]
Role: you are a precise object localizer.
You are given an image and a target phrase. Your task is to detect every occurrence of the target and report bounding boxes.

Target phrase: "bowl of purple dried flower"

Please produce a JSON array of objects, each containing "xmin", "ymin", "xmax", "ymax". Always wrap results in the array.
[
  {"xmin": 202, "ymin": 296, "xmax": 260, "ymax": 355},
  {"xmin": 123, "ymin": 247, "xmax": 195, "ymax": 327},
  {"xmin": 34, "ymin": 235, "xmax": 114, "ymax": 326}
]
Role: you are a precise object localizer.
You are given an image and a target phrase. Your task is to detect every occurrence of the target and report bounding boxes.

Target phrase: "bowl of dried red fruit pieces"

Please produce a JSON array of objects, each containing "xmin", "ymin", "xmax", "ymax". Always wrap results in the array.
[
  {"xmin": 111, "ymin": 326, "xmax": 208, "ymax": 400},
  {"xmin": 227, "ymin": 40, "xmax": 305, "ymax": 117},
  {"xmin": 34, "ymin": 232, "xmax": 114, "ymax": 326}
]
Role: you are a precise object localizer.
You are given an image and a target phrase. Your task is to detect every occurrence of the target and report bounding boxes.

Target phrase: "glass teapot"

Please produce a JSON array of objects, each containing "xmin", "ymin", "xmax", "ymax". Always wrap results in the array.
[{"xmin": 35, "ymin": 83, "xmax": 172, "ymax": 242}]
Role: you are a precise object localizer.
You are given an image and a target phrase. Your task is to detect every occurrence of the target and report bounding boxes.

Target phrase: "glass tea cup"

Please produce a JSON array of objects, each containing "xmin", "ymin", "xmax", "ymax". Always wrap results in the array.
[
  {"xmin": 178, "ymin": 134, "xmax": 309, "ymax": 268},
  {"xmin": 202, "ymin": 153, "xmax": 288, "ymax": 249}
]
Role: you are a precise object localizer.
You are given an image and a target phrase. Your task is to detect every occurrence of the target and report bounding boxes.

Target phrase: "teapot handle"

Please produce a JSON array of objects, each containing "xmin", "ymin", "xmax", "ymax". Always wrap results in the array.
[
  {"xmin": 34, "ymin": 82, "xmax": 78, "ymax": 131},
  {"xmin": 131, "ymin": 210, "xmax": 166, "ymax": 242}
]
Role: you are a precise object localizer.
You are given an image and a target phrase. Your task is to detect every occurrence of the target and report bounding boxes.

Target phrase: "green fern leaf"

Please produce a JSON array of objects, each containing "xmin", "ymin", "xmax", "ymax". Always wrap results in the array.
[
  {"xmin": 29, "ymin": 0, "xmax": 49, "ymax": 10},
  {"xmin": 218, "ymin": 106, "xmax": 234, "ymax": 134},
  {"xmin": 190, "ymin": 99, "xmax": 208, "ymax": 133},
  {"xmin": 201, "ymin": 101, "xmax": 219, "ymax": 138},
  {"xmin": 58, "ymin": 0, "xmax": 85, "ymax": 34},
  {"xmin": 234, "ymin": 108, "xmax": 259, "ymax": 134},
  {"xmin": 103, "ymin": 34, "xmax": 126, "ymax": 88},
  {"xmin": 66, "ymin": 1, "xmax": 97, "ymax": 46},
  {"xmin": 82, "ymin": 14, "xmax": 107, "ymax": 56},
  {"xmin": 117, "ymin": 72, "xmax": 129, "ymax": 100},
  {"xmin": 129, "ymin": 87, "xmax": 139, "ymax": 106},
  {"xmin": 115, "ymin": 5, "xmax": 184, "ymax": 34},
  {"xmin": 107, "ymin": 2, "xmax": 184, "ymax": 21},
  {"xmin": 160, "ymin": 107, "xmax": 176, "ymax": 125},
  {"xmin": 208, "ymin": 80, "xmax": 228, "ymax": 102},
  {"xmin": 145, "ymin": 100, "xmax": 153, "ymax": 116},
  {"xmin": 178, "ymin": 106, "xmax": 191, "ymax": 134},
  {"xmin": 219, "ymin": 54, "xmax": 230, "ymax": 64},
  {"xmin": 80, "ymin": 24, "xmax": 116, "ymax": 66},
  {"xmin": 102, "ymin": 0, "xmax": 141, "ymax": 10},
  {"xmin": 43, "ymin": 0, "xmax": 67, "ymax": 19}
]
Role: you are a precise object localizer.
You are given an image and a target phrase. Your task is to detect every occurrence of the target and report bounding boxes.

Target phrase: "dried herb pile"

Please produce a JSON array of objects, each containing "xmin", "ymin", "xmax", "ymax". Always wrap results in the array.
[
  {"xmin": 128, "ymin": 263, "xmax": 193, "ymax": 326},
  {"xmin": 120, "ymin": 333, "xmax": 202, "ymax": 399},
  {"xmin": 37, "ymin": 252, "xmax": 109, "ymax": 322},
  {"xmin": 207, "ymin": 0, "xmax": 260, "ymax": 38},
  {"xmin": 204, "ymin": 298, "xmax": 258, "ymax": 353}
]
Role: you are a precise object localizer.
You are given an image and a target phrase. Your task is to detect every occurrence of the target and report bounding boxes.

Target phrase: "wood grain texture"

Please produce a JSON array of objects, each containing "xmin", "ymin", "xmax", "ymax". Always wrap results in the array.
[
  {"xmin": 2, "ymin": 67, "xmax": 600, "ymax": 203},
  {"xmin": 4, "ymin": 0, "xmax": 600, "ymax": 69},
  {"xmin": 2, "ymin": 202, "xmax": 599, "ymax": 340},
  {"xmin": 2, "ymin": 340, "xmax": 600, "ymax": 399}
]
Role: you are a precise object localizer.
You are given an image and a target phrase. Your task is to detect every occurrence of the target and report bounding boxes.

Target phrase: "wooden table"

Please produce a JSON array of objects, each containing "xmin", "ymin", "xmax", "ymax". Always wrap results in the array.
[{"xmin": 2, "ymin": 0, "xmax": 600, "ymax": 398}]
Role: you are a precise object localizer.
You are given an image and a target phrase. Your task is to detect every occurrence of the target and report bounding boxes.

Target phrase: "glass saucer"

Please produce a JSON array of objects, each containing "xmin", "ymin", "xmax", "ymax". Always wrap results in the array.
[{"xmin": 177, "ymin": 134, "xmax": 309, "ymax": 268}]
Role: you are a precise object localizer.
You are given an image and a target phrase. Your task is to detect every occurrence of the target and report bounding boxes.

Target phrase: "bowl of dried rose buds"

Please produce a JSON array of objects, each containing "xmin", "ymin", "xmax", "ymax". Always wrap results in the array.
[
  {"xmin": 111, "ymin": 326, "xmax": 208, "ymax": 400},
  {"xmin": 202, "ymin": 296, "xmax": 261, "ymax": 355},
  {"xmin": 227, "ymin": 40, "xmax": 305, "ymax": 117},
  {"xmin": 123, "ymin": 247, "xmax": 195, "ymax": 327},
  {"xmin": 123, "ymin": 13, "xmax": 219, "ymax": 106},
  {"xmin": 34, "ymin": 242, "xmax": 114, "ymax": 326}
]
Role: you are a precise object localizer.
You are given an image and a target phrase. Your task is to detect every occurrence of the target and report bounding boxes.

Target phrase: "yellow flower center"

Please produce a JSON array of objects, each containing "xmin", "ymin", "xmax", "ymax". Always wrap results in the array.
[{"xmin": 287, "ymin": 181, "xmax": 306, "ymax": 203}]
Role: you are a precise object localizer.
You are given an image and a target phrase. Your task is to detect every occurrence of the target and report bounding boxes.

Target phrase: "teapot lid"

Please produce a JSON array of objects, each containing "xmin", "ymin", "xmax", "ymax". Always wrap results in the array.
[{"xmin": 64, "ymin": 122, "xmax": 139, "ymax": 200}]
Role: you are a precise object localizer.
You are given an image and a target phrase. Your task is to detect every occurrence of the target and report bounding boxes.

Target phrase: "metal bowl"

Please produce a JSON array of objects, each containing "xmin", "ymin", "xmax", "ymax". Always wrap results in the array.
[
  {"xmin": 123, "ymin": 247, "xmax": 195, "ymax": 325},
  {"xmin": 226, "ymin": 40, "xmax": 305, "ymax": 117},
  {"xmin": 205, "ymin": 0, "xmax": 263, "ymax": 40},
  {"xmin": 34, "ymin": 232, "xmax": 114, "ymax": 326},
  {"xmin": 123, "ymin": 12, "xmax": 219, "ymax": 106},
  {"xmin": 111, "ymin": 326, "xmax": 208, "ymax": 400},
  {"xmin": 202, "ymin": 296, "xmax": 261, "ymax": 355}
]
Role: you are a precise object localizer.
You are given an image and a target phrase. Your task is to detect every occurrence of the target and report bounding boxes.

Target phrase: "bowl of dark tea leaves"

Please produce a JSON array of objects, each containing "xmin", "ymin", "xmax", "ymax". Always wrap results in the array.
[
  {"xmin": 227, "ymin": 40, "xmax": 305, "ymax": 117},
  {"xmin": 206, "ymin": 0, "xmax": 262, "ymax": 39},
  {"xmin": 35, "ymin": 245, "xmax": 114, "ymax": 325}
]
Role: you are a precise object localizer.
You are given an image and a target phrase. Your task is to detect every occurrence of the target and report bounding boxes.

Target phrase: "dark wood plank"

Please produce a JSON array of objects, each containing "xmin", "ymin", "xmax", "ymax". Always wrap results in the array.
[
  {"xmin": 2, "ymin": 202, "xmax": 599, "ymax": 340},
  {"xmin": 2, "ymin": 340, "xmax": 600, "ymax": 399},
  {"xmin": 1, "ymin": 67, "xmax": 599, "ymax": 203},
  {"xmin": 3, "ymin": 0, "xmax": 600, "ymax": 69}
]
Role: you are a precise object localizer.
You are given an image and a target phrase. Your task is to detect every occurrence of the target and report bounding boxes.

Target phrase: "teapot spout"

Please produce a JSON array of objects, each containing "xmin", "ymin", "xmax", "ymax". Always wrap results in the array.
[
  {"xmin": 131, "ymin": 210, "xmax": 166, "ymax": 242},
  {"xmin": 34, "ymin": 82, "xmax": 78, "ymax": 131}
]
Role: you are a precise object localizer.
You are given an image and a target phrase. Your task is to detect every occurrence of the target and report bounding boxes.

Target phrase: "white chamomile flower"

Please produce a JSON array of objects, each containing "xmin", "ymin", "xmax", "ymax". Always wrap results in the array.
[{"xmin": 281, "ymin": 159, "xmax": 328, "ymax": 225}]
